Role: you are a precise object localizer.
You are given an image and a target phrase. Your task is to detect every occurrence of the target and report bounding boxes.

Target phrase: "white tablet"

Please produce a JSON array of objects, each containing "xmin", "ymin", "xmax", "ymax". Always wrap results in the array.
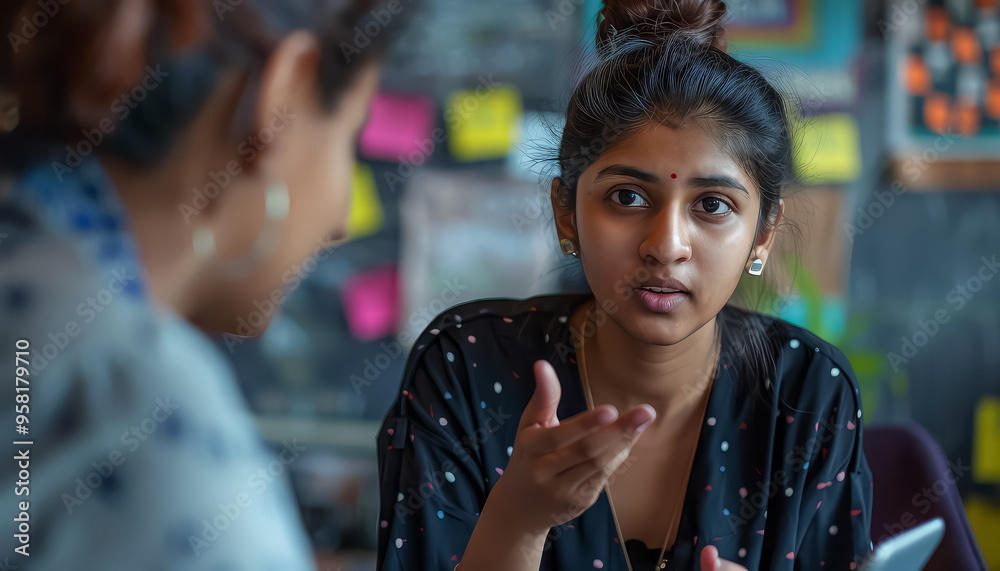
[{"xmin": 859, "ymin": 517, "xmax": 945, "ymax": 571}]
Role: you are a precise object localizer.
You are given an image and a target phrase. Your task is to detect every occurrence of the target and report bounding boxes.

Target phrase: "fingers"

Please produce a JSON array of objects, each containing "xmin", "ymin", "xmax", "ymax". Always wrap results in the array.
[
  {"xmin": 556, "ymin": 436, "xmax": 633, "ymax": 499},
  {"xmin": 700, "ymin": 546, "xmax": 748, "ymax": 571},
  {"xmin": 545, "ymin": 405, "xmax": 655, "ymax": 476},
  {"xmin": 546, "ymin": 406, "xmax": 656, "ymax": 496},
  {"xmin": 518, "ymin": 360, "xmax": 563, "ymax": 431},
  {"xmin": 525, "ymin": 403, "xmax": 619, "ymax": 454}
]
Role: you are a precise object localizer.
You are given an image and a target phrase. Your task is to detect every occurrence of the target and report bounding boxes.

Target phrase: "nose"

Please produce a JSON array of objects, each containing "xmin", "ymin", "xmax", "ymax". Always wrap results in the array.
[{"xmin": 638, "ymin": 201, "xmax": 692, "ymax": 266}]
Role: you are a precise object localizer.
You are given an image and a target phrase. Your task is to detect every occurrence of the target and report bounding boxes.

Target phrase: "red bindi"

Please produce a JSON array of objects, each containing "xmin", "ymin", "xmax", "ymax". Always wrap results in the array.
[{"xmin": 671, "ymin": 173, "xmax": 677, "ymax": 179}]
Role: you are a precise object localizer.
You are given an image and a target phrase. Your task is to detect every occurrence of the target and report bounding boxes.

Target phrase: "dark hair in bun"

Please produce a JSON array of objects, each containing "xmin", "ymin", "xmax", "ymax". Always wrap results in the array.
[
  {"xmin": 597, "ymin": 0, "xmax": 728, "ymax": 51},
  {"xmin": 555, "ymin": 0, "xmax": 798, "ymax": 406}
]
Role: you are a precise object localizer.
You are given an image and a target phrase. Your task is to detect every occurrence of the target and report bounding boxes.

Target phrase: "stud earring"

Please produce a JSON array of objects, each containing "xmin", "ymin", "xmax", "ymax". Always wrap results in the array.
[
  {"xmin": 748, "ymin": 257, "xmax": 764, "ymax": 276},
  {"xmin": 559, "ymin": 238, "xmax": 579, "ymax": 257}
]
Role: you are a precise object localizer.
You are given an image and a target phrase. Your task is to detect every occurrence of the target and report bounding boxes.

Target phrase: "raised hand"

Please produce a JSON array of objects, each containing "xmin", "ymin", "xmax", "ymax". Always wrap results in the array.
[{"xmin": 491, "ymin": 359, "xmax": 657, "ymax": 536}]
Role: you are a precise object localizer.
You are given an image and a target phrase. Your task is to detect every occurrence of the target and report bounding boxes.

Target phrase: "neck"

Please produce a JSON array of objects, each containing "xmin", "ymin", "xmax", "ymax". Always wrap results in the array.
[
  {"xmin": 578, "ymin": 300, "xmax": 720, "ymax": 431},
  {"xmin": 101, "ymin": 153, "xmax": 207, "ymax": 321},
  {"xmin": 98, "ymin": 72, "xmax": 245, "ymax": 325}
]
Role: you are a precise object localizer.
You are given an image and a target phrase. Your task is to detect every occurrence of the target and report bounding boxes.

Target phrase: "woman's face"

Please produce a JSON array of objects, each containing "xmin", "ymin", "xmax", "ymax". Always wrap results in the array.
[
  {"xmin": 202, "ymin": 59, "xmax": 382, "ymax": 337},
  {"xmin": 555, "ymin": 122, "xmax": 781, "ymax": 346}
]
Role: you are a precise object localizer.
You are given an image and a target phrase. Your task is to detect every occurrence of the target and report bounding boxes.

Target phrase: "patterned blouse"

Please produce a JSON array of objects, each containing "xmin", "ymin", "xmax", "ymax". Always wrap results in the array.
[
  {"xmin": 0, "ymin": 157, "xmax": 315, "ymax": 570},
  {"xmin": 376, "ymin": 294, "xmax": 874, "ymax": 570}
]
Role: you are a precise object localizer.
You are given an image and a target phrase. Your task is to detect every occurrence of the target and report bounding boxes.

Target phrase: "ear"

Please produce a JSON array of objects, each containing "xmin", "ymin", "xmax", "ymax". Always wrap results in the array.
[
  {"xmin": 747, "ymin": 199, "xmax": 785, "ymax": 271},
  {"xmin": 550, "ymin": 177, "xmax": 578, "ymax": 247},
  {"xmin": 246, "ymin": 30, "xmax": 323, "ymax": 171}
]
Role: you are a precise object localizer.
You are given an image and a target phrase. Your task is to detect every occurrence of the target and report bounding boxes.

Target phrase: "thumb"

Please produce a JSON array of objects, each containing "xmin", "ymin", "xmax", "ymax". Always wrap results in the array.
[
  {"xmin": 519, "ymin": 360, "xmax": 562, "ymax": 431},
  {"xmin": 700, "ymin": 545, "xmax": 719, "ymax": 571}
]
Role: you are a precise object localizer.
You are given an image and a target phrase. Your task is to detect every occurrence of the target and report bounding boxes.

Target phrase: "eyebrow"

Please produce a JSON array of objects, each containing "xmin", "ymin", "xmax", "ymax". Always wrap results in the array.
[
  {"xmin": 593, "ymin": 166, "xmax": 749, "ymax": 197},
  {"xmin": 689, "ymin": 176, "xmax": 750, "ymax": 197},
  {"xmin": 593, "ymin": 165, "xmax": 659, "ymax": 183}
]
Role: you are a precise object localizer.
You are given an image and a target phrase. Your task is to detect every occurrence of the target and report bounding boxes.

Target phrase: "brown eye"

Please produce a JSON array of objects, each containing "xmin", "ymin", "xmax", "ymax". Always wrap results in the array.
[
  {"xmin": 696, "ymin": 196, "xmax": 732, "ymax": 215},
  {"xmin": 611, "ymin": 189, "xmax": 649, "ymax": 207}
]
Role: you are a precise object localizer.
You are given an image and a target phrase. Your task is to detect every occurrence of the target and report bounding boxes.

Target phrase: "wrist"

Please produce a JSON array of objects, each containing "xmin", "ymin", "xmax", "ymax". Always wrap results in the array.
[{"xmin": 485, "ymin": 477, "xmax": 552, "ymax": 539}]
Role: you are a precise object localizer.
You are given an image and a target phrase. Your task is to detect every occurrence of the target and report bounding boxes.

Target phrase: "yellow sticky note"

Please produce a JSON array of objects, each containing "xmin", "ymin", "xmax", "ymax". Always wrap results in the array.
[
  {"xmin": 346, "ymin": 163, "xmax": 383, "ymax": 239},
  {"xmin": 973, "ymin": 396, "xmax": 1000, "ymax": 484},
  {"xmin": 445, "ymin": 84, "xmax": 523, "ymax": 162},
  {"xmin": 793, "ymin": 113, "xmax": 861, "ymax": 184},
  {"xmin": 964, "ymin": 495, "xmax": 1000, "ymax": 568}
]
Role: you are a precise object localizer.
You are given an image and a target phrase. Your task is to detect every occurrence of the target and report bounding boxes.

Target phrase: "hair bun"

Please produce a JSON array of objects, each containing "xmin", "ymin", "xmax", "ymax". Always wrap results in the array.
[{"xmin": 597, "ymin": 0, "xmax": 728, "ymax": 51}]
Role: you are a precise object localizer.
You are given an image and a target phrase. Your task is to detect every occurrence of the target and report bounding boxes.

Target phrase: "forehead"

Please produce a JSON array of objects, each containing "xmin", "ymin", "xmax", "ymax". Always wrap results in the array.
[{"xmin": 581, "ymin": 122, "xmax": 753, "ymax": 189}]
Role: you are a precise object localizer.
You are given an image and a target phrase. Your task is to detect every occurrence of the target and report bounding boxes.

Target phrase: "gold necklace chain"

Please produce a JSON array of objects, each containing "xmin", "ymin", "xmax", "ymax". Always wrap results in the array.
[{"xmin": 573, "ymin": 300, "xmax": 720, "ymax": 571}]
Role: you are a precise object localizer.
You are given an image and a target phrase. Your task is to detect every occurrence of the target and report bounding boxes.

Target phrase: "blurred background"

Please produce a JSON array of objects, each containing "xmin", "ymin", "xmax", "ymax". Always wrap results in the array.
[{"xmin": 211, "ymin": 0, "xmax": 1000, "ymax": 567}]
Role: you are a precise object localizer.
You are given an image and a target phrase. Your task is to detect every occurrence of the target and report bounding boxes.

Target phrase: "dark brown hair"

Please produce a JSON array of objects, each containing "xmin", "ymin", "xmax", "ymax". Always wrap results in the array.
[
  {"xmin": 0, "ymin": 0, "xmax": 411, "ymax": 171},
  {"xmin": 597, "ymin": 0, "xmax": 727, "ymax": 50}
]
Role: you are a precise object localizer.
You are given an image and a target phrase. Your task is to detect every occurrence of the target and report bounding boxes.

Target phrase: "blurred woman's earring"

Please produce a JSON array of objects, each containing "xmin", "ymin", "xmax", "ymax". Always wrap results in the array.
[
  {"xmin": 560, "ymin": 239, "xmax": 579, "ymax": 257},
  {"xmin": 192, "ymin": 179, "xmax": 290, "ymax": 280},
  {"xmin": 748, "ymin": 257, "xmax": 764, "ymax": 276}
]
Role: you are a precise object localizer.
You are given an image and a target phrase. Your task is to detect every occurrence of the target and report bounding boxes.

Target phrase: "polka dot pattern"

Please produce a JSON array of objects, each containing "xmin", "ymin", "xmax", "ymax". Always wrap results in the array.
[{"xmin": 375, "ymin": 295, "xmax": 872, "ymax": 570}]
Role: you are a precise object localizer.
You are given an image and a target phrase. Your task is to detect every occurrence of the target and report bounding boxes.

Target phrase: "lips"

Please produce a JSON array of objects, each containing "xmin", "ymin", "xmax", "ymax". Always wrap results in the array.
[
  {"xmin": 641, "ymin": 285, "xmax": 684, "ymax": 294},
  {"xmin": 636, "ymin": 276, "xmax": 689, "ymax": 294}
]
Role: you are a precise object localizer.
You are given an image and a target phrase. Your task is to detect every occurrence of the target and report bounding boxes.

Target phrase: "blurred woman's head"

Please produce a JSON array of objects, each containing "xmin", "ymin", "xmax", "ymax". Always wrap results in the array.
[
  {"xmin": 551, "ymin": 0, "xmax": 793, "ymax": 349},
  {"xmin": 1, "ymin": 0, "xmax": 410, "ymax": 335}
]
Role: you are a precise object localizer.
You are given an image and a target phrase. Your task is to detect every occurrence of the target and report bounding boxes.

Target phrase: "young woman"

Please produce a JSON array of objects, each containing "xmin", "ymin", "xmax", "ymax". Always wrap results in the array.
[
  {"xmin": 376, "ymin": 1, "xmax": 873, "ymax": 570},
  {"xmin": 0, "ymin": 1, "xmax": 405, "ymax": 568}
]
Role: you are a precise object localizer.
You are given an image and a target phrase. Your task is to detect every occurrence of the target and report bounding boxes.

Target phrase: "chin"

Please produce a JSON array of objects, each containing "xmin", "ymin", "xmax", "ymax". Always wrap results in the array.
[
  {"xmin": 191, "ymin": 300, "xmax": 277, "ymax": 339},
  {"xmin": 615, "ymin": 293, "xmax": 701, "ymax": 346}
]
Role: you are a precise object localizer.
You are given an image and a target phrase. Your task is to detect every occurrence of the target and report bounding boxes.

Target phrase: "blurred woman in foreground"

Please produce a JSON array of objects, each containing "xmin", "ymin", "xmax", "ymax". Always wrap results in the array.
[{"xmin": 0, "ymin": 0, "xmax": 406, "ymax": 568}]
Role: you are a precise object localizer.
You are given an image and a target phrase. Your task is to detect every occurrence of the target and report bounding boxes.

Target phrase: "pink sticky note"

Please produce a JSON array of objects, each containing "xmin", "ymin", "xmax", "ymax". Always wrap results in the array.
[
  {"xmin": 359, "ymin": 92, "xmax": 435, "ymax": 161},
  {"xmin": 342, "ymin": 265, "xmax": 399, "ymax": 341}
]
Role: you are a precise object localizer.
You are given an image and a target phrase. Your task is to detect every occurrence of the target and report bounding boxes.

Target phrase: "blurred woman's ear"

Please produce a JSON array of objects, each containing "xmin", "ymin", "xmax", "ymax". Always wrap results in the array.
[{"xmin": 247, "ymin": 30, "xmax": 323, "ymax": 169}]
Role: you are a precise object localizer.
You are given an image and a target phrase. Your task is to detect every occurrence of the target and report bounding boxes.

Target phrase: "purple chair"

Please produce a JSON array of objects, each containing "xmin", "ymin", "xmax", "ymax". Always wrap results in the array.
[{"xmin": 863, "ymin": 423, "xmax": 988, "ymax": 570}]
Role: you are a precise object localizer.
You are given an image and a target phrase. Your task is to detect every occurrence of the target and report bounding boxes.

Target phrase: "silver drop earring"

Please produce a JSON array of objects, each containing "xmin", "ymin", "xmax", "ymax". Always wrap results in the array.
[
  {"xmin": 192, "ymin": 179, "xmax": 290, "ymax": 281},
  {"xmin": 748, "ymin": 257, "xmax": 764, "ymax": 276}
]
